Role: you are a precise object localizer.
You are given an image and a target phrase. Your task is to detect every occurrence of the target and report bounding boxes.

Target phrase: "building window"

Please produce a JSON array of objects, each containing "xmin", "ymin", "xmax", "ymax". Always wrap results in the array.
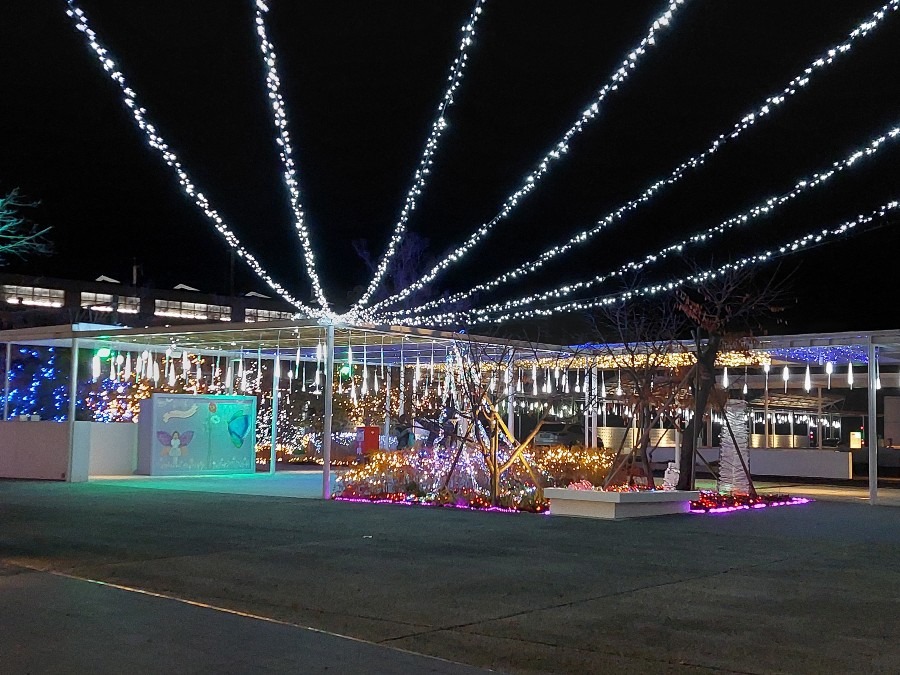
[
  {"xmin": 81, "ymin": 292, "xmax": 140, "ymax": 314},
  {"xmin": 1, "ymin": 285, "xmax": 64, "ymax": 308},
  {"xmin": 154, "ymin": 299, "xmax": 230, "ymax": 322},
  {"xmin": 245, "ymin": 308, "xmax": 294, "ymax": 323}
]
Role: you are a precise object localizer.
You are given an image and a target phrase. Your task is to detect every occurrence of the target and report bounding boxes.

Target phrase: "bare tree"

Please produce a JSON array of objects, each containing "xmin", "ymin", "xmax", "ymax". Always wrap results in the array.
[
  {"xmin": 352, "ymin": 231, "xmax": 433, "ymax": 307},
  {"xmin": 588, "ymin": 295, "xmax": 689, "ymax": 488},
  {"xmin": 0, "ymin": 188, "xmax": 49, "ymax": 262},
  {"xmin": 674, "ymin": 266, "xmax": 789, "ymax": 491}
]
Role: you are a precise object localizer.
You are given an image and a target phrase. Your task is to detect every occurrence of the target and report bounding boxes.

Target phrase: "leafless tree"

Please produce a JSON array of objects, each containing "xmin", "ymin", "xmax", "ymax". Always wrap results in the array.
[
  {"xmin": 0, "ymin": 188, "xmax": 49, "ymax": 262},
  {"xmin": 674, "ymin": 265, "xmax": 789, "ymax": 490},
  {"xmin": 588, "ymin": 295, "xmax": 689, "ymax": 488}
]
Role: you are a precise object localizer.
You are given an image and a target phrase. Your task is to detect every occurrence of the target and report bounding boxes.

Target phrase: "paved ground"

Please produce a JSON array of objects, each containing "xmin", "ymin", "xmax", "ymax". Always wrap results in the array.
[
  {"xmin": 0, "ymin": 562, "xmax": 486, "ymax": 674},
  {"xmin": 2, "ymin": 480, "xmax": 900, "ymax": 673}
]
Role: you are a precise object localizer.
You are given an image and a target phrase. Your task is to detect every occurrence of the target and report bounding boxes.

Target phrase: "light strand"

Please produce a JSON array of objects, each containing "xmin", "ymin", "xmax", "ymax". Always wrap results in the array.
[
  {"xmin": 391, "ymin": 122, "xmax": 900, "ymax": 324},
  {"xmin": 351, "ymin": 0, "xmax": 488, "ymax": 313},
  {"xmin": 254, "ymin": 1, "xmax": 329, "ymax": 310},
  {"xmin": 382, "ymin": 0, "xmax": 900, "ymax": 320},
  {"xmin": 65, "ymin": 1, "xmax": 315, "ymax": 315},
  {"xmin": 363, "ymin": 0, "xmax": 689, "ymax": 316},
  {"xmin": 397, "ymin": 200, "xmax": 899, "ymax": 325}
]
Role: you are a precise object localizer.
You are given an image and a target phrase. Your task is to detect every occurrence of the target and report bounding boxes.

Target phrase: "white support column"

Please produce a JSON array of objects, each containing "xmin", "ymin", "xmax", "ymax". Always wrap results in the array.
[
  {"xmin": 506, "ymin": 361, "xmax": 515, "ymax": 438},
  {"xmin": 817, "ymin": 387, "xmax": 823, "ymax": 450},
  {"xmin": 868, "ymin": 339, "xmax": 878, "ymax": 504},
  {"xmin": 322, "ymin": 322, "xmax": 335, "ymax": 499},
  {"xmin": 399, "ymin": 349, "xmax": 406, "ymax": 416},
  {"xmin": 66, "ymin": 338, "xmax": 80, "ymax": 482},
  {"xmin": 383, "ymin": 366, "xmax": 392, "ymax": 447},
  {"xmin": 269, "ymin": 344, "xmax": 280, "ymax": 475},
  {"xmin": 3, "ymin": 342, "xmax": 11, "ymax": 421},
  {"xmin": 590, "ymin": 365, "xmax": 598, "ymax": 448}
]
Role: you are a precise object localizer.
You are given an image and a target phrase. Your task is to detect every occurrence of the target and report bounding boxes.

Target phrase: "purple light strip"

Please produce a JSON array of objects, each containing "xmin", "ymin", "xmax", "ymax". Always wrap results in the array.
[
  {"xmin": 333, "ymin": 495, "xmax": 538, "ymax": 514},
  {"xmin": 691, "ymin": 496, "xmax": 812, "ymax": 514}
]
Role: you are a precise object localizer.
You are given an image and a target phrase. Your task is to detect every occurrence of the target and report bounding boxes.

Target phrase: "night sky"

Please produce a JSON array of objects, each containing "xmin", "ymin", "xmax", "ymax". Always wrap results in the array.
[{"xmin": 2, "ymin": 1, "xmax": 899, "ymax": 334}]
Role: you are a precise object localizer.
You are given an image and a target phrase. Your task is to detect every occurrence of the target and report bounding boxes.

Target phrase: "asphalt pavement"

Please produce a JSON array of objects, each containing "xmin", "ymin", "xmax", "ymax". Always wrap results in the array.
[{"xmin": 2, "ymin": 479, "xmax": 900, "ymax": 673}]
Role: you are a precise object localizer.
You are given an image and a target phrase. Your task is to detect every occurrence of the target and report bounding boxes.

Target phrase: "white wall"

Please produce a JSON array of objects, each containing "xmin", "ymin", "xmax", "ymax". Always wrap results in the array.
[
  {"xmin": 79, "ymin": 421, "xmax": 138, "ymax": 477},
  {"xmin": 748, "ymin": 448, "xmax": 852, "ymax": 479},
  {"xmin": 0, "ymin": 421, "xmax": 73, "ymax": 480}
]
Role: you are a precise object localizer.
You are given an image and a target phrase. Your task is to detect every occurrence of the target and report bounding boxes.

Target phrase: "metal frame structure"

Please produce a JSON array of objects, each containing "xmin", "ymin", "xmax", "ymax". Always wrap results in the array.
[{"xmin": 2, "ymin": 322, "xmax": 899, "ymax": 503}]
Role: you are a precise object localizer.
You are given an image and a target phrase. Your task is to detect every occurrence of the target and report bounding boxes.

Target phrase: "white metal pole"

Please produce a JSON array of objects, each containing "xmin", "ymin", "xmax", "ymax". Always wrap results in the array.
[
  {"xmin": 817, "ymin": 387, "xmax": 823, "ymax": 450},
  {"xmin": 384, "ymin": 366, "xmax": 392, "ymax": 447},
  {"xmin": 66, "ymin": 338, "xmax": 80, "ymax": 482},
  {"xmin": 322, "ymin": 323, "xmax": 335, "ymax": 499},
  {"xmin": 269, "ymin": 343, "xmax": 280, "ymax": 475},
  {"xmin": 868, "ymin": 339, "xmax": 878, "ymax": 504},
  {"xmin": 590, "ymin": 365, "xmax": 598, "ymax": 448},
  {"xmin": 399, "ymin": 343, "xmax": 406, "ymax": 416},
  {"xmin": 506, "ymin": 361, "xmax": 515, "ymax": 438},
  {"xmin": 3, "ymin": 342, "xmax": 11, "ymax": 421}
]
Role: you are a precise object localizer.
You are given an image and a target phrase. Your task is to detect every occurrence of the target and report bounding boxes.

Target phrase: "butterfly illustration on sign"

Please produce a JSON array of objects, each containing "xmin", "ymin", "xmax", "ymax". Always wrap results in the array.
[
  {"xmin": 158, "ymin": 431, "xmax": 194, "ymax": 461},
  {"xmin": 227, "ymin": 412, "xmax": 251, "ymax": 448}
]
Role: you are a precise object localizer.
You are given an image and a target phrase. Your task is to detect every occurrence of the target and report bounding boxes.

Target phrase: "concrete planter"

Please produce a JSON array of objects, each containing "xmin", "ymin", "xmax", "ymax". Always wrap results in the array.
[{"xmin": 544, "ymin": 488, "xmax": 701, "ymax": 520}]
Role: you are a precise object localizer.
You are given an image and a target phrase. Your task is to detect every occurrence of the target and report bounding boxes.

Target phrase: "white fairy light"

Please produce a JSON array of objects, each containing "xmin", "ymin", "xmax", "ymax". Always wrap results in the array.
[
  {"xmin": 782, "ymin": 366, "xmax": 790, "ymax": 392},
  {"xmin": 804, "ymin": 364, "xmax": 812, "ymax": 392},
  {"xmin": 399, "ymin": 199, "xmax": 900, "ymax": 326},
  {"xmin": 254, "ymin": 1, "xmax": 328, "ymax": 309},
  {"xmin": 722, "ymin": 367, "xmax": 729, "ymax": 389},
  {"xmin": 354, "ymin": 0, "xmax": 488, "ymax": 311},
  {"xmin": 364, "ymin": 0, "xmax": 688, "ymax": 316},
  {"xmin": 848, "ymin": 361, "xmax": 855, "ymax": 389},
  {"xmin": 375, "ymin": 0, "xmax": 900, "ymax": 321},
  {"xmin": 826, "ymin": 360, "xmax": 833, "ymax": 388},
  {"xmin": 65, "ymin": 1, "xmax": 315, "ymax": 315},
  {"xmin": 616, "ymin": 370, "xmax": 623, "ymax": 397},
  {"xmin": 391, "ymin": 125, "xmax": 900, "ymax": 326}
]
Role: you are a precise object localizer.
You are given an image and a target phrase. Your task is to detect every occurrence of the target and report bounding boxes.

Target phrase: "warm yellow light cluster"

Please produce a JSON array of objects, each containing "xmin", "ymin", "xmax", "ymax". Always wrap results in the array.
[
  {"xmin": 516, "ymin": 350, "xmax": 770, "ymax": 371},
  {"xmin": 532, "ymin": 445, "xmax": 617, "ymax": 486}
]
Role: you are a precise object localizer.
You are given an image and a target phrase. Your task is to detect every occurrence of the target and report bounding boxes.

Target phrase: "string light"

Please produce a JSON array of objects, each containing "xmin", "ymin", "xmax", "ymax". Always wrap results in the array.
[
  {"xmin": 783, "ymin": 366, "xmax": 790, "ymax": 392},
  {"xmin": 804, "ymin": 364, "xmax": 812, "ymax": 393},
  {"xmin": 254, "ymin": 1, "xmax": 328, "ymax": 309},
  {"xmin": 364, "ymin": 0, "xmax": 688, "ymax": 316},
  {"xmin": 353, "ymin": 0, "xmax": 488, "ymax": 311},
  {"xmin": 826, "ymin": 360, "xmax": 833, "ymax": 388},
  {"xmin": 378, "ymin": 0, "xmax": 900, "ymax": 321},
  {"xmin": 398, "ymin": 199, "xmax": 900, "ymax": 326},
  {"xmin": 392, "ymin": 124, "xmax": 900, "ymax": 326},
  {"xmin": 65, "ymin": 1, "xmax": 315, "ymax": 315},
  {"xmin": 848, "ymin": 361, "xmax": 855, "ymax": 389}
]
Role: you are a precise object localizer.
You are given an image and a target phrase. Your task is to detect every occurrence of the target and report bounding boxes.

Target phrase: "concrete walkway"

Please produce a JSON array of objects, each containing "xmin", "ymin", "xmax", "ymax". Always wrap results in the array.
[
  {"xmin": 3, "ymin": 479, "xmax": 900, "ymax": 673},
  {"xmin": 0, "ymin": 562, "xmax": 486, "ymax": 674},
  {"xmin": 91, "ymin": 470, "xmax": 328, "ymax": 499},
  {"xmin": 91, "ymin": 471, "xmax": 900, "ymax": 507}
]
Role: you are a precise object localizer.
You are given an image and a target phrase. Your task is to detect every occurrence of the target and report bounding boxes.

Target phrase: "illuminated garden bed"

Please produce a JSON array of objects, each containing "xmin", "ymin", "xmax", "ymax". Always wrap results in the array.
[{"xmin": 689, "ymin": 490, "xmax": 812, "ymax": 513}]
